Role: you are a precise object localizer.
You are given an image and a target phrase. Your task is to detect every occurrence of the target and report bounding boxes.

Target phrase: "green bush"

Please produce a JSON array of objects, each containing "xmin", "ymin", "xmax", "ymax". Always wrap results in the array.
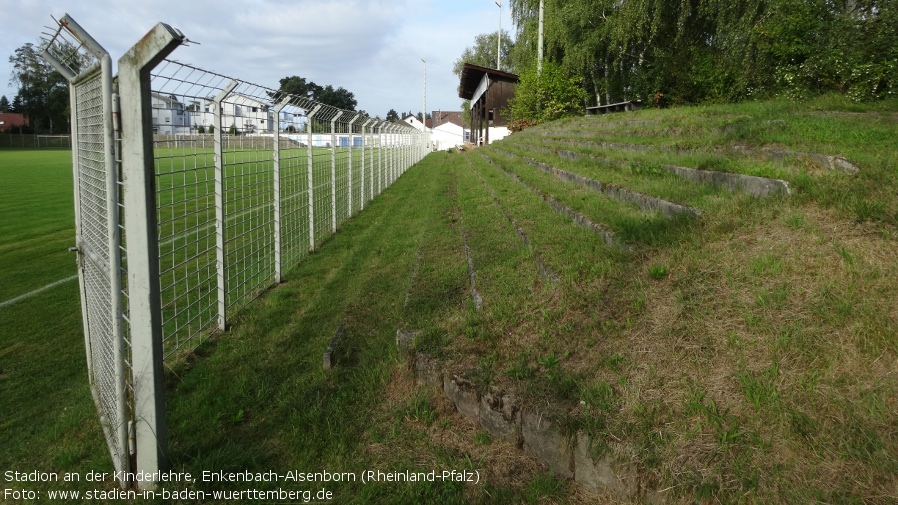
[{"xmin": 505, "ymin": 61, "xmax": 587, "ymax": 128}]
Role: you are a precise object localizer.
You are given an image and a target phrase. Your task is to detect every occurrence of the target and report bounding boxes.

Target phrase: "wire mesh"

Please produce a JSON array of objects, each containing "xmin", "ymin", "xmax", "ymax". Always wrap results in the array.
[
  {"xmin": 148, "ymin": 59, "xmax": 426, "ymax": 359},
  {"xmin": 41, "ymin": 15, "xmax": 130, "ymax": 475}
]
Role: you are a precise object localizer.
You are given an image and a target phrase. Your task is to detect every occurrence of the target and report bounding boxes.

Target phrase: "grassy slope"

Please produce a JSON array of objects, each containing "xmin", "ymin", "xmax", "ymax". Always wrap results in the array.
[{"xmin": 457, "ymin": 95, "xmax": 898, "ymax": 503}]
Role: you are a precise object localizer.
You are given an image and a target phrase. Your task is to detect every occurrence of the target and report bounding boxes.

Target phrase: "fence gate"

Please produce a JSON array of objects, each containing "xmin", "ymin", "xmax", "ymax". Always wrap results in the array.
[{"xmin": 41, "ymin": 15, "xmax": 131, "ymax": 481}]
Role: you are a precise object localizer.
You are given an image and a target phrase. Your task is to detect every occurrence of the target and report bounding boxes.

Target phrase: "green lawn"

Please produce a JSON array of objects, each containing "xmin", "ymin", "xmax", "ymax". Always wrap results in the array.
[{"xmin": 0, "ymin": 150, "xmax": 77, "ymax": 302}]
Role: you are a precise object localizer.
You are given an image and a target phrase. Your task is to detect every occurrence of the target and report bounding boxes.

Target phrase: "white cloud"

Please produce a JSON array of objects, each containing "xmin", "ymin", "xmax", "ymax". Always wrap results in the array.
[{"xmin": 1, "ymin": 0, "xmax": 514, "ymax": 118}]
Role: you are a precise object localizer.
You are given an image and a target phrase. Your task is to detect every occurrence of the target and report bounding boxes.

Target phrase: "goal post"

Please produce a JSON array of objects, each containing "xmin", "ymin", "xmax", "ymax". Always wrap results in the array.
[{"xmin": 36, "ymin": 135, "xmax": 72, "ymax": 149}]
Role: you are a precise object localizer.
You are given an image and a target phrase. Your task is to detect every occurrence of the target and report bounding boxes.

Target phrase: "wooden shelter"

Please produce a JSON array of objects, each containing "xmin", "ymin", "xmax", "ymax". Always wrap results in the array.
[{"xmin": 457, "ymin": 63, "xmax": 519, "ymax": 145}]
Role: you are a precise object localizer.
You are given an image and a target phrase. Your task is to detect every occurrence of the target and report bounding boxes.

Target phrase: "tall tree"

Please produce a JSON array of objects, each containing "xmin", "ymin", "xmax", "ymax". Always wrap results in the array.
[
  {"xmin": 277, "ymin": 75, "xmax": 357, "ymax": 111},
  {"xmin": 315, "ymin": 85, "xmax": 357, "ymax": 111},
  {"xmin": 452, "ymin": 30, "xmax": 517, "ymax": 76},
  {"xmin": 9, "ymin": 42, "xmax": 72, "ymax": 132},
  {"xmin": 0, "ymin": 95, "xmax": 9, "ymax": 113},
  {"xmin": 277, "ymin": 75, "xmax": 321, "ymax": 100},
  {"xmin": 385, "ymin": 109, "xmax": 399, "ymax": 122}
]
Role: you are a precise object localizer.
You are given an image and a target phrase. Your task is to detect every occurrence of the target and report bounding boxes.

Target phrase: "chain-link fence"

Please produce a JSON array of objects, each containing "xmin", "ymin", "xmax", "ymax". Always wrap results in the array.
[
  {"xmin": 39, "ymin": 14, "xmax": 428, "ymax": 489},
  {"xmin": 0, "ymin": 134, "xmax": 72, "ymax": 148},
  {"xmin": 148, "ymin": 60, "xmax": 426, "ymax": 358}
]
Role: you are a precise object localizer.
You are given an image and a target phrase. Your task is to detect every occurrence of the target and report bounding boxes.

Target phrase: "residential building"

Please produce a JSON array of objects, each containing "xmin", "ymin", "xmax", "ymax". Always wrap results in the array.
[
  {"xmin": 428, "ymin": 110, "xmax": 468, "ymax": 150},
  {"xmin": 0, "ymin": 112, "xmax": 28, "ymax": 133}
]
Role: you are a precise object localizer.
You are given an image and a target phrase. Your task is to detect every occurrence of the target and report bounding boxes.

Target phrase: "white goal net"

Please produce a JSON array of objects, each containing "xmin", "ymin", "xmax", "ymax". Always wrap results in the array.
[{"xmin": 36, "ymin": 135, "xmax": 72, "ymax": 148}]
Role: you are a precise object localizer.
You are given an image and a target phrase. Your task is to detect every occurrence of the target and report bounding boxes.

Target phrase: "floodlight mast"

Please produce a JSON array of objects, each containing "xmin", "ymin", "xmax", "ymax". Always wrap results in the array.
[
  {"xmin": 495, "ymin": 1, "xmax": 502, "ymax": 70},
  {"xmin": 538, "ymin": 0, "xmax": 544, "ymax": 74},
  {"xmin": 422, "ymin": 58, "xmax": 428, "ymax": 151}
]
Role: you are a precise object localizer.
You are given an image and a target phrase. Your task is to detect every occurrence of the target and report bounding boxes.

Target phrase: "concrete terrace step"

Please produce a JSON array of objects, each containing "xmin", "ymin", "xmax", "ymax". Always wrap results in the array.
[
  {"xmin": 529, "ymin": 132, "xmax": 860, "ymax": 175},
  {"xmin": 489, "ymin": 146, "xmax": 702, "ymax": 219},
  {"xmin": 465, "ymin": 156, "xmax": 559, "ymax": 283},
  {"xmin": 515, "ymin": 142, "xmax": 791, "ymax": 198},
  {"xmin": 477, "ymin": 152, "xmax": 624, "ymax": 250}
]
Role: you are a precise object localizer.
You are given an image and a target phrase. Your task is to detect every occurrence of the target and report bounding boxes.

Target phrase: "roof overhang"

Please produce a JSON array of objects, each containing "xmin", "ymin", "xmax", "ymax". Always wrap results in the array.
[{"xmin": 457, "ymin": 63, "xmax": 519, "ymax": 101}]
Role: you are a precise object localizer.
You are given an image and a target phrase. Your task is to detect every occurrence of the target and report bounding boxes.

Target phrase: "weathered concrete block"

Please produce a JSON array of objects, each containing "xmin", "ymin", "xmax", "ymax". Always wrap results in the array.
[
  {"xmin": 414, "ymin": 353, "xmax": 442, "ymax": 390},
  {"xmin": 521, "ymin": 410, "xmax": 573, "ymax": 478},
  {"xmin": 396, "ymin": 329, "xmax": 420, "ymax": 353},
  {"xmin": 478, "ymin": 387, "xmax": 521, "ymax": 442},
  {"xmin": 322, "ymin": 322, "xmax": 345, "ymax": 370},
  {"xmin": 444, "ymin": 375, "xmax": 479, "ymax": 419},
  {"xmin": 574, "ymin": 433, "xmax": 636, "ymax": 498}
]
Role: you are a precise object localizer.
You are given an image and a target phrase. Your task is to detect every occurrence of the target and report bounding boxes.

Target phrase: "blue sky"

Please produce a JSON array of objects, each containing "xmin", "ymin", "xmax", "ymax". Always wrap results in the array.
[{"xmin": 1, "ymin": 0, "xmax": 515, "ymax": 118}]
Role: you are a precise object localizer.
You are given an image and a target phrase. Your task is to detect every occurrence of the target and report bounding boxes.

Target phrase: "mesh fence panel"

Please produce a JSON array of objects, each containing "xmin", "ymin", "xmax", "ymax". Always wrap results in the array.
[
  {"xmin": 149, "ymin": 60, "xmax": 426, "ymax": 358},
  {"xmin": 278, "ymin": 103, "xmax": 312, "ymax": 270},
  {"xmin": 41, "ymin": 16, "xmax": 130, "ymax": 475}
]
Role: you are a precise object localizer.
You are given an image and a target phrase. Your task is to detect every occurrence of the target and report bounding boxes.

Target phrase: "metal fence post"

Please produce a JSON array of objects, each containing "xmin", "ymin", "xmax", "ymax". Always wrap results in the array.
[
  {"xmin": 213, "ymin": 81, "xmax": 238, "ymax": 330},
  {"xmin": 118, "ymin": 21, "xmax": 185, "ymax": 490},
  {"xmin": 330, "ymin": 112, "xmax": 342, "ymax": 234},
  {"xmin": 360, "ymin": 118, "xmax": 371, "ymax": 211},
  {"xmin": 307, "ymin": 105, "xmax": 321, "ymax": 250},
  {"xmin": 384, "ymin": 125, "xmax": 391, "ymax": 189},
  {"xmin": 390, "ymin": 125, "xmax": 398, "ymax": 186},
  {"xmin": 376, "ymin": 123, "xmax": 383, "ymax": 196},
  {"xmin": 273, "ymin": 97, "xmax": 291, "ymax": 284},
  {"xmin": 380, "ymin": 124, "xmax": 393, "ymax": 192},
  {"xmin": 347, "ymin": 114, "xmax": 360, "ymax": 217}
]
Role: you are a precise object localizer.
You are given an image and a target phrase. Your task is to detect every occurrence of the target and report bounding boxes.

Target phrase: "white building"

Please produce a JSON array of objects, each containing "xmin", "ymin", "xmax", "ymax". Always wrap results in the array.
[
  {"xmin": 428, "ymin": 111, "xmax": 468, "ymax": 151},
  {"xmin": 402, "ymin": 114, "xmax": 426, "ymax": 132},
  {"xmin": 190, "ymin": 94, "xmax": 275, "ymax": 133},
  {"xmin": 151, "ymin": 93, "xmax": 191, "ymax": 135}
]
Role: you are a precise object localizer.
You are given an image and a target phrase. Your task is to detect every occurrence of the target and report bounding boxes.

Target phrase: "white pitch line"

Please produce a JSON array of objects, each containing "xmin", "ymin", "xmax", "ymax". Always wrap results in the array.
[{"xmin": 0, "ymin": 275, "xmax": 79, "ymax": 309}]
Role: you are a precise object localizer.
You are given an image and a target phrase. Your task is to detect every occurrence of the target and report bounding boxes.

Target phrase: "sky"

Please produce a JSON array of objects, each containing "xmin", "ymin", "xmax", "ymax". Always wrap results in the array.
[{"xmin": 1, "ymin": 0, "xmax": 515, "ymax": 118}]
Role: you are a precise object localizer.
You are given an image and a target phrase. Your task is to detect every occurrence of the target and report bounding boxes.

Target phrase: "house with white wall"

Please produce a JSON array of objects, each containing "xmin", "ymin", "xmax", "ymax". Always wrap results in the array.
[
  {"xmin": 188, "ymin": 93, "xmax": 275, "ymax": 133},
  {"xmin": 151, "ymin": 93, "xmax": 192, "ymax": 134},
  {"xmin": 428, "ymin": 111, "xmax": 468, "ymax": 151},
  {"xmin": 402, "ymin": 114, "xmax": 426, "ymax": 132}
]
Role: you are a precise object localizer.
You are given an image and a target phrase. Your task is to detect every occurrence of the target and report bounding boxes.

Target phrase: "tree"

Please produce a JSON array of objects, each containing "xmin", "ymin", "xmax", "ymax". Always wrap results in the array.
[
  {"xmin": 277, "ymin": 75, "xmax": 357, "ymax": 110},
  {"xmin": 452, "ymin": 30, "xmax": 517, "ymax": 76},
  {"xmin": 278, "ymin": 75, "xmax": 321, "ymax": 100},
  {"xmin": 385, "ymin": 109, "xmax": 399, "ymax": 122},
  {"xmin": 505, "ymin": 0, "xmax": 897, "ymax": 105},
  {"xmin": 315, "ymin": 84, "xmax": 357, "ymax": 111},
  {"xmin": 9, "ymin": 42, "xmax": 73, "ymax": 133},
  {"xmin": 0, "ymin": 96, "xmax": 8, "ymax": 113}
]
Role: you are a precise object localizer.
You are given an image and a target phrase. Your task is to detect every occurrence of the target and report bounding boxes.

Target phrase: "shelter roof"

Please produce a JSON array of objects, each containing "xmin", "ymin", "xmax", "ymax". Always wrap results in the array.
[{"xmin": 457, "ymin": 63, "xmax": 519, "ymax": 100}]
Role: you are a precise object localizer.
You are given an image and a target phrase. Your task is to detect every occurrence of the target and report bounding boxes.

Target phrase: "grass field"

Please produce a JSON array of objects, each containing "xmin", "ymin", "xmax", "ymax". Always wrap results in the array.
[
  {"xmin": 0, "ymin": 149, "xmax": 111, "ymax": 501},
  {"xmin": 2, "ymin": 94, "xmax": 897, "ymax": 504}
]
